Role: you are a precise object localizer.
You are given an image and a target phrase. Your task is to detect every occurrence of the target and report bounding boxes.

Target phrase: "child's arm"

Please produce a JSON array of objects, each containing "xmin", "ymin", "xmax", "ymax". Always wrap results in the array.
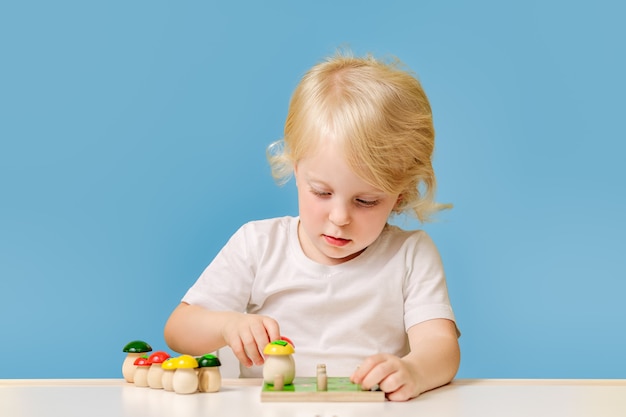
[
  {"xmin": 164, "ymin": 302, "xmax": 281, "ymax": 367},
  {"xmin": 350, "ymin": 318, "xmax": 460, "ymax": 401}
]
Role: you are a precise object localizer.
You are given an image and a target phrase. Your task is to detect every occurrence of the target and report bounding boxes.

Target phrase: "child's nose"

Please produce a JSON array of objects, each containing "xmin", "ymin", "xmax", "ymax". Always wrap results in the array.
[{"xmin": 329, "ymin": 202, "xmax": 351, "ymax": 226}]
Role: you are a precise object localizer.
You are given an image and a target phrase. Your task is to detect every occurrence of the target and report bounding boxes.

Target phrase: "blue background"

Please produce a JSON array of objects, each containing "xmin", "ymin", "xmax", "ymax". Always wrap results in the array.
[{"xmin": 1, "ymin": 1, "xmax": 624, "ymax": 379}]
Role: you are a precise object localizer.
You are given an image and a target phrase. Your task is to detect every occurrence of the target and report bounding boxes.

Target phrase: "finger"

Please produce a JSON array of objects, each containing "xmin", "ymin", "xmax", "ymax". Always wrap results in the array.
[
  {"xmin": 249, "ymin": 323, "xmax": 273, "ymax": 365},
  {"xmin": 359, "ymin": 356, "xmax": 396, "ymax": 390},
  {"xmin": 378, "ymin": 371, "xmax": 402, "ymax": 394},
  {"xmin": 385, "ymin": 384, "xmax": 413, "ymax": 402},
  {"xmin": 350, "ymin": 354, "xmax": 385, "ymax": 384},
  {"xmin": 262, "ymin": 317, "xmax": 281, "ymax": 343},
  {"xmin": 241, "ymin": 332, "xmax": 264, "ymax": 366},
  {"xmin": 229, "ymin": 337, "xmax": 253, "ymax": 368},
  {"xmin": 350, "ymin": 365, "xmax": 365, "ymax": 384}
]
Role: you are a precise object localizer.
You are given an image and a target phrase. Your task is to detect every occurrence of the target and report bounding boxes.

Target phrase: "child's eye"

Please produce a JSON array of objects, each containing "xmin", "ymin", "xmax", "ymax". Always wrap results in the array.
[
  {"xmin": 356, "ymin": 198, "xmax": 380, "ymax": 207},
  {"xmin": 311, "ymin": 189, "xmax": 330, "ymax": 197}
]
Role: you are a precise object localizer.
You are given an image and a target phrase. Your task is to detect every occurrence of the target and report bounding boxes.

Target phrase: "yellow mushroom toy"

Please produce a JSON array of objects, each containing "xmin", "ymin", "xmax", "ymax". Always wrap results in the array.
[
  {"xmin": 172, "ymin": 355, "xmax": 199, "ymax": 394},
  {"xmin": 160, "ymin": 358, "xmax": 176, "ymax": 392},
  {"xmin": 262, "ymin": 340, "xmax": 296, "ymax": 387}
]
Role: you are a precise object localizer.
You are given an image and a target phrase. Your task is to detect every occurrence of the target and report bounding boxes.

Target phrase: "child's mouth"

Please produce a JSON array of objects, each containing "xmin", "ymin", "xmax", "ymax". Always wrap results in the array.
[{"xmin": 323, "ymin": 235, "xmax": 350, "ymax": 247}]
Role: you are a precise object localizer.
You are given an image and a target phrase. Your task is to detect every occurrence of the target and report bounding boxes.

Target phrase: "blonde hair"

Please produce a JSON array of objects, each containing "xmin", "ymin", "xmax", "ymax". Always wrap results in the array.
[{"xmin": 267, "ymin": 52, "xmax": 450, "ymax": 222}]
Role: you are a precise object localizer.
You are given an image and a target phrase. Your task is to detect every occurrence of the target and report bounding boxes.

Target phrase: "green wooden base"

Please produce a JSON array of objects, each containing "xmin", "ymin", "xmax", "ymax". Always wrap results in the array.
[{"xmin": 261, "ymin": 377, "xmax": 385, "ymax": 402}]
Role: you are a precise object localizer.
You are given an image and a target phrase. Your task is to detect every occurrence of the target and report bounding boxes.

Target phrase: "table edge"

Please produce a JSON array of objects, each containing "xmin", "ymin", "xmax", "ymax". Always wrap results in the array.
[{"xmin": 1, "ymin": 378, "xmax": 625, "ymax": 387}]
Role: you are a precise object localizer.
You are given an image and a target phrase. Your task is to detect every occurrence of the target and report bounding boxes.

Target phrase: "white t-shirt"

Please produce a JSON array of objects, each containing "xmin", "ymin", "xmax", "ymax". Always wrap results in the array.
[{"xmin": 182, "ymin": 216, "xmax": 456, "ymax": 378}]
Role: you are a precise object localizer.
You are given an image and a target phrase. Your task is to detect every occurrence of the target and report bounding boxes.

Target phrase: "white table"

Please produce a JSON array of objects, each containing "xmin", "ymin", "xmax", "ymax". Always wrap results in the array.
[{"xmin": 1, "ymin": 378, "xmax": 625, "ymax": 417}]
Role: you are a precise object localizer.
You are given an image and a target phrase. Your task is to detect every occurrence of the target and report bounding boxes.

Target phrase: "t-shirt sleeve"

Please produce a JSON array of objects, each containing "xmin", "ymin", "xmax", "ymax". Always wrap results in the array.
[
  {"xmin": 182, "ymin": 224, "xmax": 256, "ymax": 312},
  {"xmin": 402, "ymin": 231, "xmax": 459, "ymax": 334}
]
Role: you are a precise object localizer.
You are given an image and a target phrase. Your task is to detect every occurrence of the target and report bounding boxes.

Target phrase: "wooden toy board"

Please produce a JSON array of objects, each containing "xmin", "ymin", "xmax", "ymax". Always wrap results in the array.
[{"xmin": 261, "ymin": 377, "xmax": 385, "ymax": 402}]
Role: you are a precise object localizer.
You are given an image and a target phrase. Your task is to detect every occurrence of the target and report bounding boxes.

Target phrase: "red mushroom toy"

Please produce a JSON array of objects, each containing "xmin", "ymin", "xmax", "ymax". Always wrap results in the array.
[
  {"xmin": 147, "ymin": 351, "xmax": 170, "ymax": 389},
  {"xmin": 133, "ymin": 355, "xmax": 151, "ymax": 387}
]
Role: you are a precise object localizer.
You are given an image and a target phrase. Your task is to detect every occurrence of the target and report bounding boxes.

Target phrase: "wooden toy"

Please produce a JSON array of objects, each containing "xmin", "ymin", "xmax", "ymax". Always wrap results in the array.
[
  {"xmin": 261, "ymin": 376, "xmax": 385, "ymax": 402},
  {"xmin": 146, "ymin": 351, "xmax": 170, "ymax": 389},
  {"xmin": 316, "ymin": 363, "xmax": 327, "ymax": 391},
  {"xmin": 262, "ymin": 340, "xmax": 295, "ymax": 386},
  {"xmin": 172, "ymin": 355, "xmax": 199, "ymax": 394},
  {"xmin": 273, "ymin": 374, "xmax": 285, "ymax": 391},
  {"xmin": 161, "ymin": 358, "xmax": 176, "ymax": 392},
  {"xmin": 122, "ymin": 340, "xmax": 152, "ymax": 383},
  {"xmin": 197, "ymin": 354, "xmax": 222, "ymax": 393},
  {"xmin": 132, "ymin": 356, "xmax": 150, "ymax": 387}
]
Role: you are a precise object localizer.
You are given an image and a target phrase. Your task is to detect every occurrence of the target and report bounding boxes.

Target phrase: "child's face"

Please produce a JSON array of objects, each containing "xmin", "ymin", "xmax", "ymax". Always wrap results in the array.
[{"xmin": 294, "ymin": 140, "xmax": 399, "ymax": 265}]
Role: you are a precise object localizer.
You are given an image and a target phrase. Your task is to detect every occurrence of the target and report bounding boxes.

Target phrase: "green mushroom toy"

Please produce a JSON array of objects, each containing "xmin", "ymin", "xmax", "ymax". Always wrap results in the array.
[
  {"xmin": 197, "ymin": 354, "xmax": 222, "ymax": 393},
  {"xmin": 122, "ymin": 340, "xmax": 152, "ymax": 383}
]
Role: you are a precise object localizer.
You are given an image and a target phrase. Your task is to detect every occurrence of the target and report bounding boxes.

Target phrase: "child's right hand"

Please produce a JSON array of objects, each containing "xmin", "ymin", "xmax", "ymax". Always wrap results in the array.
[{"xmin": 221, "ymin": 313, "xmax": 281, "ymax": 367}]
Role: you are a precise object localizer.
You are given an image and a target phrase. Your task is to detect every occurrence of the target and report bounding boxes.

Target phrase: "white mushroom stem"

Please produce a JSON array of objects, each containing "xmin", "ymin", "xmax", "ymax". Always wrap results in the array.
[
  {"xmin": 134, "ymin": 367, "xmax": 149, "ymax": 387},
  {"xmin": 162, "ymin": 370, "xmax": 175, "ymax": 392},
  {"xmin": 147, "ymin": 364, "xmax": 164, "ymax": 389},
  {"xmin": 198, "ymin": 368, "xmax": 222, "ymax": 393},
  {"xmin": 122, "ymin": 353, "xmax": 142, "ymax": 383},
  {"xmin": 173, "ymin": 368, "xmax": 198, "ymax": 394}
]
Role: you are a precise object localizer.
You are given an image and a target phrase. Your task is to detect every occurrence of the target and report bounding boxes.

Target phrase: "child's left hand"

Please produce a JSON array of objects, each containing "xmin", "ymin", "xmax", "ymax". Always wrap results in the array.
[
  {"xmin": 350, "ymin": 319, "xmax": 460, "ymax": 402},
  {"xmin": 350, "ymin": 354, "xmax": 420, "ymax": 402}
]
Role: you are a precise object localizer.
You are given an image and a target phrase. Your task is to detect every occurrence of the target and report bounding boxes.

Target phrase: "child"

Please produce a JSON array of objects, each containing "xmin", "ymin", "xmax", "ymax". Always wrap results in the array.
[{"xmin": 164, "ymin": 52, "xmax": 460, "ymax": 401}]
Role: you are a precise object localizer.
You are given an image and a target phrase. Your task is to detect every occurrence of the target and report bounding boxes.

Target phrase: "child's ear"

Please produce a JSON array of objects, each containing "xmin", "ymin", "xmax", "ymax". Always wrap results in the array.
[
  {"xmin": 293, "ymin": 163, "xmax": 299, "ymax": 180},
  {"xmin": 395, "ymin": 194, "xmax": 403, "ymax": 208}
]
